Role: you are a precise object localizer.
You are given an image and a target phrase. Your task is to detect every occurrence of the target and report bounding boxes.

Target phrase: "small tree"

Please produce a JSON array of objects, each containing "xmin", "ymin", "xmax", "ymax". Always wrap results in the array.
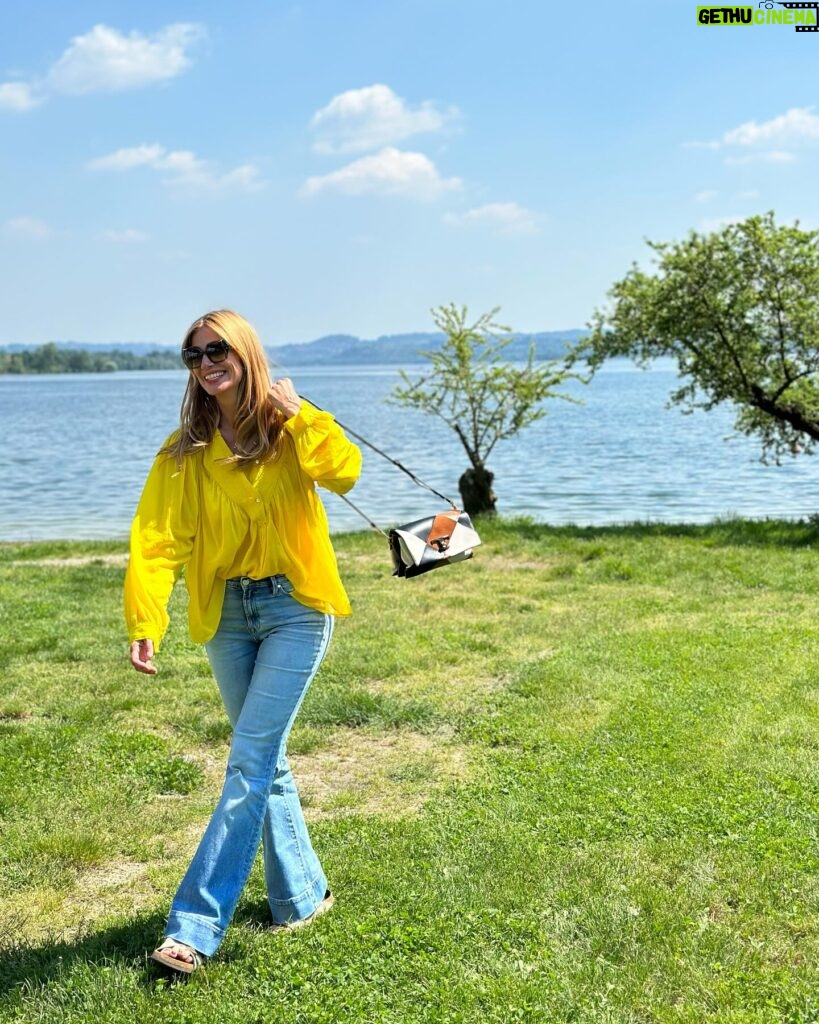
[
  {"xmin": 570, "ymin": 213, "xmax": 819, "ymax": 462},
  {"xmin": 391, "ymin": 304, "xmax": 579, "ymax": 516}
]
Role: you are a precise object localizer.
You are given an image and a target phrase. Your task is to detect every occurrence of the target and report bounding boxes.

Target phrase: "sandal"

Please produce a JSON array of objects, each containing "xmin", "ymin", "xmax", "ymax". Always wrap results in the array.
[
  {"xmin": 271, "ymin": 890, "xmax": 335, "ymax": 931},
  {"xmin": 150, "ymin": 937, "xmax": 206, "ymax": 975}
]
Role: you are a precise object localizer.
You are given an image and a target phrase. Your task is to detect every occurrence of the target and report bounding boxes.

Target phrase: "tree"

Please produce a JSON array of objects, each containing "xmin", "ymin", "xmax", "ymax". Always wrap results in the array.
[
  {"xmin": 391, "ymin": 304, "xmax": 579, "ymax": 516},
  {"xmin": 569, "ymin": 213, "xmax": 819, "ymax": 462}
]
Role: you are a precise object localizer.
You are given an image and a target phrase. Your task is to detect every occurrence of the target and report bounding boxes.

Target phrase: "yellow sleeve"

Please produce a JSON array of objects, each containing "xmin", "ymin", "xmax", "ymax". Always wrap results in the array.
[
  {"xmin": 283, "ymin": 402, "xmax": 362, "ymax": 495},
  {"xmin": 123, "ymin": 448, "xmax": 199, "ymax": 649}
]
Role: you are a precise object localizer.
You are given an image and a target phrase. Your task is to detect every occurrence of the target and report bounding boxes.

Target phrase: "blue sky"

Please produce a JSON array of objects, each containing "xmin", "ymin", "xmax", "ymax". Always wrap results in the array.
[{"xmin": 1, "ymin": 1, "xmax": 817, "ymax": 347}]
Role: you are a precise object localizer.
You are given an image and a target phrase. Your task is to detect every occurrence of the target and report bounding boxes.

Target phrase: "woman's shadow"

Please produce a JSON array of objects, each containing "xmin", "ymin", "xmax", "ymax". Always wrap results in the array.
[
  {"xmin": 0, "ymin": 898, "xmax": 274, "ymax": 997},
  {"xmin": 0, "ymin": 911, "xmax": 178, "ymax": 996}
]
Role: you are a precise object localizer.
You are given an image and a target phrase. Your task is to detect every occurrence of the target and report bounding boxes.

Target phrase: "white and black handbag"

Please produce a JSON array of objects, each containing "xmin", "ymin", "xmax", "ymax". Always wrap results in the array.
[{"xmin": 388, "ymin": 509, "xmax": 481, "ymax": 578}]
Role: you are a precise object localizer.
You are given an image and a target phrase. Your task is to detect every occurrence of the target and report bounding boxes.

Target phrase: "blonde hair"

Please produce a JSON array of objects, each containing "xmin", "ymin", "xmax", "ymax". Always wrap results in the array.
[{"xmin": 162, "ymin": 309, "xmax": 285, "ymax": 467}]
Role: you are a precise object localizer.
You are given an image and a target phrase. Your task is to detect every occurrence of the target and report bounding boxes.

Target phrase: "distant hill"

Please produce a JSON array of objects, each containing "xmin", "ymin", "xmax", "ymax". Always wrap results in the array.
[
  {"xmin": 268, "ymin": 329, "xmax": 586, "ymax": 367},
  {"xmin": 1, "ymin": 329, "xmax": 586, "ymax": 369}
]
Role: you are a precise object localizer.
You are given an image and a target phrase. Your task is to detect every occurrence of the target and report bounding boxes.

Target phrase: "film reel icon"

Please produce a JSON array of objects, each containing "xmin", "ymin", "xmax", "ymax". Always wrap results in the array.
[{"xmin": 777, "ymin": 1, "xmax": 819, "ymax": 30}]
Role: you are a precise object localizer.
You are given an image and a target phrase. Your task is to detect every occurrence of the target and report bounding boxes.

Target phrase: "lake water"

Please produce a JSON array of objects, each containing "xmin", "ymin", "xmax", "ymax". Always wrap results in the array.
[{"xmin": 0, "ymin": 362, "xmax": 815, "ymax": 541}]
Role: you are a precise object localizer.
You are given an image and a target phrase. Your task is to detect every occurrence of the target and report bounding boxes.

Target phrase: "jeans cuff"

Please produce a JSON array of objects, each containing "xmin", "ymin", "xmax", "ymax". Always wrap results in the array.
[
  {"xmin": 268, "ymin": 874, "xmax": 328, "ymax": 925},
  {"xmin": 165, "ymin": 911, "xmax": 225, "ymax": 958}
]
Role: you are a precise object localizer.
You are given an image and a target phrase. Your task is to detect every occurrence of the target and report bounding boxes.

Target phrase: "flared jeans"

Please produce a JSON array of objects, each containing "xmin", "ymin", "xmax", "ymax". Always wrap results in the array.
[{"xmin": 165, "ymin": 575, "xmax": 333, "ymax": 956}]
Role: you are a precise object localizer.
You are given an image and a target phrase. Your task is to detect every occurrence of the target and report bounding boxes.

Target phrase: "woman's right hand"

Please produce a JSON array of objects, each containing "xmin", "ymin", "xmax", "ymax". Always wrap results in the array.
[{"xmin": 130, "ymin": 638, "xmax": 157, "ymax": 675}]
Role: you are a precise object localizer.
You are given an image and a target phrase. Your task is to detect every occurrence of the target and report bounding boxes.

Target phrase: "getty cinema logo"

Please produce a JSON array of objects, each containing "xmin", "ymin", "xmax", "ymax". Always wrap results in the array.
[{"xmin": 697, "ymin": 2, "xmax": 819, "ymax": 31}]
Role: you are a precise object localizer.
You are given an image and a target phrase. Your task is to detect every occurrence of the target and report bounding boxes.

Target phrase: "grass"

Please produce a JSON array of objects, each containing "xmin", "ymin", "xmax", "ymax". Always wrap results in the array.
[{"xmin": 2, "ymin": 516, "xmax": 819, "ymax": 1022}]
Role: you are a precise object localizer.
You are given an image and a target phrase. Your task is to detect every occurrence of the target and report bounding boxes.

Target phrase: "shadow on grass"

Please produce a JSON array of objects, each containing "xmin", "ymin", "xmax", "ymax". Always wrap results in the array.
[
  {"xmin": 477, "ymin": 515, "xmax": 819, "ymax": 549},
  {"xmin": 0, "ymin": 899, "xmax": 275, "ymax": 998},
  {"xmin": 232, "ymin": 897, "xmax": 279, "ymax": 931},
  {"xmin": 0, "ymin": 911, "xmax": 172, "ymax": 996}
]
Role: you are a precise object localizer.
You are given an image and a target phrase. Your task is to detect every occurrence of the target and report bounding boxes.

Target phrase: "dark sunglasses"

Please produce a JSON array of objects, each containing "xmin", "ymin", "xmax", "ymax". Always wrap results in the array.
[{"xmin": 182, "ymin": 339, "xmax": 231, "ymax": 369}]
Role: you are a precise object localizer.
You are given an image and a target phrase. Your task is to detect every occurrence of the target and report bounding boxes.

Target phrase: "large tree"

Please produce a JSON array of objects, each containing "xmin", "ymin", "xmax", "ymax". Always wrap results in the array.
[
  {"xmin": 570, "ymin": 213, "xmax": 819, "ymax": 461},
  {"xmin": 391, "ymin": 304, "xmax": 577, "ymax": 516}
]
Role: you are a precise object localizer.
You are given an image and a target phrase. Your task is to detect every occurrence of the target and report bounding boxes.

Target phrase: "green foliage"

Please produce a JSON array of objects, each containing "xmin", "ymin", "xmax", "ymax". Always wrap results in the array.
[
  {"xmin": 100, "ymin": 731, "xmax": 203, "ymax": 795},
  {"xmin": 571, "ymin": 212, "xmax": 819, "ymax": 462},
  {"xmin": 0, "ymin": 342, "xmax": 180, "ymax": 374},
  {"xmin": 301, "ymin": 685, "xmax": 438, "ymax": 730},
  {"xmin": 392, "ymin": 304, "xmax": 579, "ymax": 471}
]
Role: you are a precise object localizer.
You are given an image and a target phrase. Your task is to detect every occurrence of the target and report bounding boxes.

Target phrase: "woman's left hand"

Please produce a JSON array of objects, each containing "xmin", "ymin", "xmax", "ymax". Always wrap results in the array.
[{"xmin": 269, "ymin": 377, "xmax": 302, "ymax": 419}]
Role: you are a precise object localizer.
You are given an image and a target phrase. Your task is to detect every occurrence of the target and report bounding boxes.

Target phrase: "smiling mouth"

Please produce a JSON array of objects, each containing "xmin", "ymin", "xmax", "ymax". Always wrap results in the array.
[{"xmin": 204, "ymin": 371, "xmax": 227, "ymax": 381}]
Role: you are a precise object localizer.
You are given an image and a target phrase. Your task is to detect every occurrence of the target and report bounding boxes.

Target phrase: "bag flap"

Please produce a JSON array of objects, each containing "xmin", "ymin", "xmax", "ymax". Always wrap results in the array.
[{"xmin": 426, "ymin": 510, "xmax": 461, "ymax": 551}]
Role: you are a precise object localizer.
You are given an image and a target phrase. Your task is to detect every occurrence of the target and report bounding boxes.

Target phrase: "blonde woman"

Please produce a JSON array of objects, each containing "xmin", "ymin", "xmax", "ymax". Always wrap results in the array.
[{"xmin": 125, "ymin": 309, "xmax": 361, "ymax": 973}]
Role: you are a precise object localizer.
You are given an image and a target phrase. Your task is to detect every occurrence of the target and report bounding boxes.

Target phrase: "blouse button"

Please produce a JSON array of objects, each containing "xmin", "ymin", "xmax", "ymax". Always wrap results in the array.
[{"xmin": 255, "ymin": 498, "xmax": 262, "ymax": 503}]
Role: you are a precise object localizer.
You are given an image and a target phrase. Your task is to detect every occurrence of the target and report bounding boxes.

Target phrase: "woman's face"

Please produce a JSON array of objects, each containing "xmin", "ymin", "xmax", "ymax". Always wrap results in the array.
[{"xmin": 188, "ymin": 325, "xmax": 245, "ymax": 401}]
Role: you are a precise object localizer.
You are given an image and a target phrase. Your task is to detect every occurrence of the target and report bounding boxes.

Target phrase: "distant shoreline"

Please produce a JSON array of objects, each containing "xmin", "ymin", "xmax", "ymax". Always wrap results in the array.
[
  {"xmin": 0, "ymin": 343, "xmax": 180, "ymax": 375},
  {"xmin": 0, "ymin": 330, "xmax": 584, "ymax": 375}
]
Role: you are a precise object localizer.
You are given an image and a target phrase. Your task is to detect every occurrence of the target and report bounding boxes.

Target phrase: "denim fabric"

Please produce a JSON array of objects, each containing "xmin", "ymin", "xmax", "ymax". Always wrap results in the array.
[{"xmin": 164, "ymin": 575, "xmax": 333, "ymax": 956}]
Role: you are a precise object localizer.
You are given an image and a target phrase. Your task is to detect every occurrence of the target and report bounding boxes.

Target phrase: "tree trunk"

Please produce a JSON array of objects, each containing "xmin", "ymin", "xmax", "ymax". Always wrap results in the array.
[{"xmin": 458, "ymin": 465, "xmax": 496, "ymax": 516}]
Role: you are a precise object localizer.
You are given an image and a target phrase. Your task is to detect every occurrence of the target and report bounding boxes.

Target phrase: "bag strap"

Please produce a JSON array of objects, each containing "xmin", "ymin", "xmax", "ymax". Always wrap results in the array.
[
  {"xmin": 335, "ymin": 491, "xmax": 390, "ymax": 539},
  {"xmin": 297, "ymin": 395, "xmax": 460, "ymax": 532}
]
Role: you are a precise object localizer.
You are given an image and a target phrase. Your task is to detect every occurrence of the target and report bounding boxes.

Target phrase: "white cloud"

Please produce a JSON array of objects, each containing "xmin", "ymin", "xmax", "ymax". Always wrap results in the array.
[
  {"xmin": 213, "ymin": 165, "xmax": 264, "ymax": 191},
  {"xmin": 4, "ymin": 216, "xmax": 51, "ymax": 239},
  {"xmin": 98, "ymin": 228, "xmax": 149, "ymax": 243},
  {"xmin": 154, "ymin": 151, "xmax": 264, "ymax": 191},
  {"xmin": 0, "ymin": 22, "xmax": 203, "ymax": 112},
  {"xmin": 88, "ymin": 143, "xmax": 264, "ymax": 192},
  {"xmin": 687, "ymin": 107, "xmax": 819, "ymax": 155},
  {"xmin": 723, "ymin": 107, "xmax": 819, "ymax": 147},
  {"xmin": 443, "ymin": 202, "xmax": 540, "ymax": 236},
  {"xmin": 0, "ymin": 82, "xmax": 43, "ymax": 111},
  {"xmin": 736, "ymin": 189, "xmax": 760, "ymax": 200},
  {"xmin": 300, "ymin": 147, "xmax": 461, "ymax": 200},
  {"xmin": 153, "ymin": 150, "xmax": 209, "ymax": 184},
  {"xmin": 724, "ymin": 150, "xmax": 796, "ymax": 166},
  {"xmin": 86, "ymin": 144, "xmax": 166, "ymax": 171},
  {"xmin": 310, "ymin": 84, "xmax": 458, "ymax": 154},
  {"xmin": 693, "ymin": 190, "xmax": 718, "ymax": 203},
  {"xmin": 47, "ymin": 23, "xmax": 204, "ymax": 95}
]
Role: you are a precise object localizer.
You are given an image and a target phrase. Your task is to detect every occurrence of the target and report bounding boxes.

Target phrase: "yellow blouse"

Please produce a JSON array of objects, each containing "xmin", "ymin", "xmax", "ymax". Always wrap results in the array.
[{"xmin": 124, "ymin": 402, "xmax": 362, "ymax": 648}]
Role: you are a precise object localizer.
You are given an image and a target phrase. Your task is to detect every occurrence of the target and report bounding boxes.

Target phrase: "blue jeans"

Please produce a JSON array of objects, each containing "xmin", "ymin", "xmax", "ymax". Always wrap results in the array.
[{"xmin": 165, "ymin": 575, "xmax": 333, "ymax": 956}]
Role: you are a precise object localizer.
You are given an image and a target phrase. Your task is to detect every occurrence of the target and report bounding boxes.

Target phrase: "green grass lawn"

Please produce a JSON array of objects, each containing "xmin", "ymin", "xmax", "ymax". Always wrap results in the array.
[{"xmin": 2, "ymin": 517, "xmax": 819, "ymax": 1023}]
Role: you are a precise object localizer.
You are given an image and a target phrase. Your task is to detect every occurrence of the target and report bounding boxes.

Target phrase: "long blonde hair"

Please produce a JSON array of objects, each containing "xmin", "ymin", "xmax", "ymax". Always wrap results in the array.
[{"xmin": 162, "ymin": 309, "xmax": 285, "ymax": 467}]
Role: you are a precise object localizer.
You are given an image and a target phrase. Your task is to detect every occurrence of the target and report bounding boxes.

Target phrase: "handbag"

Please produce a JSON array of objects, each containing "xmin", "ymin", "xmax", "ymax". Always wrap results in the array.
[
  {"xmin": 389, "ymin": 509, "xmax": 481, "ymax": 578},
  {"xmin": 299, "ymin": 395, "xmax": 482, "ymax": 578}
]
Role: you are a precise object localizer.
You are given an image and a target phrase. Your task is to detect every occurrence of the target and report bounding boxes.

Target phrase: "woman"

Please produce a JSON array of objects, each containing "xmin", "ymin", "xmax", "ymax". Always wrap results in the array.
[{"xmin": 125, "ymin": 309, "xmax": 361, "ymax": 974}]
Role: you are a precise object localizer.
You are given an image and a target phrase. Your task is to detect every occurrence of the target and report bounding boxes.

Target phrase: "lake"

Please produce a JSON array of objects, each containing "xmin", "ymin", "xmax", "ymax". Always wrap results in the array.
[{"xmin": 0, "ymin": 362, "xmax": 815, "ymax": 541}]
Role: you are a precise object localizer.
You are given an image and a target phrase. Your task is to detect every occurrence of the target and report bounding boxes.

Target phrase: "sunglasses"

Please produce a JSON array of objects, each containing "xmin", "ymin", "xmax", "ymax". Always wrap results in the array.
[{"xmin": 182, "ymin": 339, "xmax": 231, "ymax": 369}]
